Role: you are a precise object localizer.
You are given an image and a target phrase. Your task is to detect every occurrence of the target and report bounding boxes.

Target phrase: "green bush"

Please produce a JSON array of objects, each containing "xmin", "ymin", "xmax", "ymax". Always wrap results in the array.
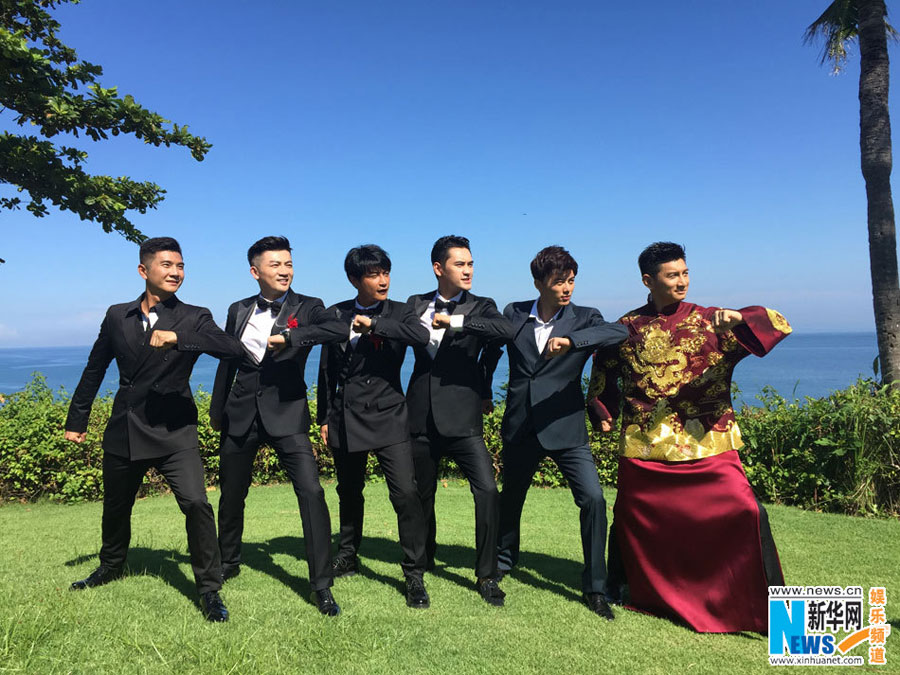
[
  {"xmin": 1, "ymin": 374, "xmax": 898, "ymax": 516},
  {"xmin": 737, "ymin": 379, "xmax": 900, "ymax": 516}
]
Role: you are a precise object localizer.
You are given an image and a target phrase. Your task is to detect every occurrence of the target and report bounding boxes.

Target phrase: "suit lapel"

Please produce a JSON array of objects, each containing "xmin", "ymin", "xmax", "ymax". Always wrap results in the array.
[
  {"xmin": 347, "ymin": 298, "xmax": 388, "ymax": 372},
  {"xmin": 414, "ymin": 292, "xmax": 432, "ymax": 319},
  {"xmin": 453, "ymin": 290, "xmax": 474, "ymax": 317},
  {"xmin": 235, "ymin": 298, "xmax": 256, "ymax": 339},
  {"xmin": 531, "ymin": 303, "xmax": 575, "ymax": 376},
  {"xmin": 122, "ymin": 298, "xmax": 146, "ymax": 363},
  {"xmin": 434, "ymin": 291, "xmax": 471, "ymax": 357},
  {"xmin": 513, "ymin": 303, "xmax": 542, "ymax": 368},
  {"xmin": 272, "ymin": 290, "xmax": 302, "ymax": 335},
  {"xmin": 133, "ymin": 296, "xmax": 181, "ymax": 375},
  {"xmin": 335, "ymin": 303, "xmax": 354, "ymax": 355}
]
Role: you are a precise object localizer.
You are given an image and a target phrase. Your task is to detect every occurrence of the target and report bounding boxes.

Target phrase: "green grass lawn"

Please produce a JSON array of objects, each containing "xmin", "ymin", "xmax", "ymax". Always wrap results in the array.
[{"xmin": 0, "ymin": 482, "xmax": 898, "ymax": 674}]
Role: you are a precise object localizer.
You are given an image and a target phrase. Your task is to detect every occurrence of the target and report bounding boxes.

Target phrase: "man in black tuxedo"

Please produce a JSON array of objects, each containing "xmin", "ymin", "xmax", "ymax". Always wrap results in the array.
[
  {"xmin": 318, "ymin": 244, "xmax": 432, "ymax": 608},
  {"xmin": 497, "ymin": 246, "xmax": 627, "ymax": 620},
  {"xmin": 406, "ymin": 235, "xmax": 512, "ymax": 606},
  {"xmin": 64, "ymin": 237, "xmax": 242, "ymax": 622},
  {"xmin": 209, "ymin": 236, "xmax": 346, "ymax": 616}
]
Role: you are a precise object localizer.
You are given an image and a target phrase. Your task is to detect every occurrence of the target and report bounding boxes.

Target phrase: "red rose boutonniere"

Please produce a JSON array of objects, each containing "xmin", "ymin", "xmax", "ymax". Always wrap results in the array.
[
  {"xmin": 369, "ymin": 334, "xmax": 384, "ymax": 350},
  {"xmin": 286, "ymin": 316, "xmax": 299, "ymax": 329}
]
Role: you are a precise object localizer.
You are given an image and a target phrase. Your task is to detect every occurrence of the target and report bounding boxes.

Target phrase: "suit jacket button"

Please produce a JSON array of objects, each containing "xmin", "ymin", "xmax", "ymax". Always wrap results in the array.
[
  {"xmin": 364, "ymin": 403, "xmax": 370, "ymax": 410},
  {"xmin": 257, "ymin": 391, "xmax": 263, "ymax": 397},
  {"xmin": 344, "ymin": 402, "xmax": 350, "ymax": 409}
]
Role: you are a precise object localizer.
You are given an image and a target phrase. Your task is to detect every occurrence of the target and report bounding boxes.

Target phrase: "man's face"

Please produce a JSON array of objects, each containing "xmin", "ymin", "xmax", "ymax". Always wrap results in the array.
[
  {"xmin": 350, "ymin": 268, "xmax": 390, "ymax": 305},
  {"xmin": 534, "ymin": 270, "xmax": 575, "ymax": 309},
  {"xmin": 138, "ymin": 250, "xmax": 184, "ymax": 296},
  {"xmin": 434, "ymin": 247, "xmax": 473, "ymax": 293},
  {"xmin": 643, "ymin": 258, "xmax": 689, "ymax": 306},
  {"xmin": 251, "ymin": 249, "xmax": 293, "ymax": 297}
]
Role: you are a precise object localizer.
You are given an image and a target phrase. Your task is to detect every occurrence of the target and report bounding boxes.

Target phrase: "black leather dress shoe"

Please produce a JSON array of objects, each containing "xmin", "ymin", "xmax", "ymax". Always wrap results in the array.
[
  {"xmin": 313, "ymin": 588, "xmax": 341, "ymax": 617},
  {"xmin": 70, "ymin": 565, "xmax": 123, "ymax": 590},
  {"xmin": 477, "ymin": 577, "xmax": 506, "ymax": 607},
  {"xmin": 201, "ymin": 591, "xmax": 229, "ymax": 622},
  {"xmin": 221, "ymin": 565, "xmax": 240, "ymax": 583},
  {"xmin": 405, "ymin": 576, "xmax": 430, "ymax": 609},
  {"xmin": 584, "ymin": 593, "xmax": 615, "ymax": 620},
  {"xmin": 331, "ymin": 556, "xmax": 358, "ymax": 578}
]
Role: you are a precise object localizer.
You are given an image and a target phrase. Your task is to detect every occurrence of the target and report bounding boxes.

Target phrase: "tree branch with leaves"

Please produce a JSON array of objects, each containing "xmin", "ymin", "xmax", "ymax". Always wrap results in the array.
[{"xmin": 0, "ymin": 0, "xmax": 211, "ymax": 254}]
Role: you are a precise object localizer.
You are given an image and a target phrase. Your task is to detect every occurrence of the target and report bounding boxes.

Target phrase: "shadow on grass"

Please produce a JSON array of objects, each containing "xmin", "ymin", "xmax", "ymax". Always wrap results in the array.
[
  {"xmin": 342, "ymin": 534, "xmax": 586, "ymax": 604},
  {"xmin": 240, "ymin": 536, "xmax": 314, "ymax": 606},
  {"xmin": 64, "ymin": 547, "xmax": 200, "ymax": 609},
  {"xmin": 64, "ymin": 552, "xmax": 99, "ymax": 567}
]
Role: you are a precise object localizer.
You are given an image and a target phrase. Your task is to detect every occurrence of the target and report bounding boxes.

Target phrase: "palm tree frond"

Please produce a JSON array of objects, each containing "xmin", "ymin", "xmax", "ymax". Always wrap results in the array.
[{"xmin": 804, "ymin": 0, "xmax": 859, "ymax": 73}]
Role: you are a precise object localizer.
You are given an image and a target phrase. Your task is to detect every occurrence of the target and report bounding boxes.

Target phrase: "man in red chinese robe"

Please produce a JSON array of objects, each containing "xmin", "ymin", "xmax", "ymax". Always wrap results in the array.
[{"xmin": 588, "ymin": 241, "xmax": 789, "ymax": 633}]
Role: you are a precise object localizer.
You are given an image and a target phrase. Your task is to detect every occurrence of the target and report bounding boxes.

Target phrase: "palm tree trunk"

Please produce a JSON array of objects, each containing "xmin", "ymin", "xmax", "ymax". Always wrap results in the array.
[{"xmin": 859, "ymin": 0, "xmax": 900, "ymax": 385}]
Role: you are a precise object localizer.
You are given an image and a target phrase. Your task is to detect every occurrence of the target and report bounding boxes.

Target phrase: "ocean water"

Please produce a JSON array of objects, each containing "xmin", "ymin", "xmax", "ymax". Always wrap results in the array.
[{"xmin": 0, "ymin": 333, "xmax": 879, "ymax": 405}]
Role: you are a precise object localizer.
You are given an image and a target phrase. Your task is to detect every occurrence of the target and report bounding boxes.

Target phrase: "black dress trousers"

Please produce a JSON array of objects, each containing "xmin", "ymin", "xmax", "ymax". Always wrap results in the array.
[
  {"xmin": 101, "ymin": 448, "xmax": 222, "ymax": 594},
  {"xmin": 217, "ymin": 416, "xmax": 333, "ymax": 591},
  {"xmin": 332, "ymin": 437, "xmax": 428, "ymax": 578},
  {"xmin": 497, "ymin": 432, "xmax": 608, "ymax": 595},
  {"xmin": 411, "ymin": 423, "xmax": 499, "ymax": 579}
]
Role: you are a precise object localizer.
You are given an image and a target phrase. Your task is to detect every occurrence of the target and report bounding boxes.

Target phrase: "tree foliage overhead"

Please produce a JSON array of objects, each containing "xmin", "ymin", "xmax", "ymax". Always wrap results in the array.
[
  {"xmin": 804, "ymin": 0, "xmax": 897, "ymax": 73},
  {"xmin": 0, "ymin": 0, "xmax": 211, "ymax": 244}
]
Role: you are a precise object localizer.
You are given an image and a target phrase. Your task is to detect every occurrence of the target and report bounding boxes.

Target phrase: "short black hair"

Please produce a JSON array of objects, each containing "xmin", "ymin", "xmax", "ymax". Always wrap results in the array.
[
  {"xmin": 139, "ymin": 237, "xmax": 182, "ymax": 265},
  {"xmin": 344, "ymin": 244, "xmax": 392, "ymax": 280},
  {"xmin": 530, "ymin": 245, "xmax": 578, "ymax": 281},
  {"xmin": 247, "ymin": 236, "xmax": 292, "ymax": 266},
  {"xmin": 431, "ymin": 235, "xmax": 471, "ymax": 265},
  {"xmin": 638, "ymin": 242, "xmax": 686, "ymax": 276}
]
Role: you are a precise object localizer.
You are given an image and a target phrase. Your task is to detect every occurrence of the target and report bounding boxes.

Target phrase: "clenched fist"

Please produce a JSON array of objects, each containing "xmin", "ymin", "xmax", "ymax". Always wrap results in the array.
[
  {"xmin": 711, "ymin": 309, "xmax": 743, "ymax": 333},
  {"xmin": 149, "ymin": 330, "xmax": 178, "ymax": 349}
]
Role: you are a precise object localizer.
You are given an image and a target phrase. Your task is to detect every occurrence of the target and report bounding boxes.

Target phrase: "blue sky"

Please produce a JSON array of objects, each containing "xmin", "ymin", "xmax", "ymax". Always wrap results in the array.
[{"xmin": 0, "ymin": 0, "xmax": 893, "ymax": 346}]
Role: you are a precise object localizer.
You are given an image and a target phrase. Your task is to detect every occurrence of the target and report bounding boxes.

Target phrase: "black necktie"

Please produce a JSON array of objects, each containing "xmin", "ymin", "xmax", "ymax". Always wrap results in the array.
[
  {"xmin": 257, "ymin": 298, "xmax": 282, "ymax": 315},
  {"xmin": 434, "ymin": 299, "xmax": 457, "ymax": 314}
]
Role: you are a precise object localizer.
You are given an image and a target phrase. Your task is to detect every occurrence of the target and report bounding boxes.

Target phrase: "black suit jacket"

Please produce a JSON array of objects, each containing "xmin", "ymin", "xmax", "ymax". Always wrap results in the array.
[
  {"xmin": 405, "ymin": 290, "xmax": 512, "ymax": 438},
  {"xmin": 66, "ymin": 295, "xmax": 243, "ymax": 460},
  {"xmin": 209, "ymin": 289, "xmax": 347, "ymax": 439},
  {"xmin": 317, "ymin": 298, "xmax": 429, "ymax": 453},
  {"xmin": 501, "ymin": 301, "xmax": 628, "ymax": 450}
]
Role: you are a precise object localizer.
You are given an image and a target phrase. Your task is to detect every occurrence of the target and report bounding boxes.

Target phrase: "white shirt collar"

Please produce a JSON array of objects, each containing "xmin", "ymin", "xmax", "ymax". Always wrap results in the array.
[{"xmin": 529, "ymin": 299, "xmax": 562, "ymax": 325}]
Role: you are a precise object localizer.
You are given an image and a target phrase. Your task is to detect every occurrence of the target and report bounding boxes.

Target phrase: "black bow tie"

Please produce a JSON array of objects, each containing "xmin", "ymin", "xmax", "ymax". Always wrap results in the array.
[
  {"xmin": 257, "ymin": 298, "xmax": 283, "ymax": 315},
  {"xmin": 355, "ymin": 303, "xmax": 383, "ymax": 317},
  {"xmin": 434, "ymin": 299, "xmax": 457, "ymax": 314}
]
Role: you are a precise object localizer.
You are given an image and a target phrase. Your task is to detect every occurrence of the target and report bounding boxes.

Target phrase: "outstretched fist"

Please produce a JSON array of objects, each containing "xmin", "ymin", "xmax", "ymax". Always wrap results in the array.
[
  {"xmin": 544, "ymin": 337, "xmax": 573, "ymax": 359},
  {"xmin": 711, "ymin": 309, "xmax": 743, "ymax": 333}
]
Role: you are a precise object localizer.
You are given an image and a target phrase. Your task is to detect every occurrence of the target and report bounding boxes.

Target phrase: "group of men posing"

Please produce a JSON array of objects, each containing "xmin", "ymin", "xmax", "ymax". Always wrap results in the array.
[{"xmin": 65, "ymin": 234, "xmax": 791, "ymax": 633}]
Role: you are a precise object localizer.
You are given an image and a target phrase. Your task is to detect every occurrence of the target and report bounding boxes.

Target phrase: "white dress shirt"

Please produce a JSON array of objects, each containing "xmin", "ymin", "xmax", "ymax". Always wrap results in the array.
[
  {"xmin": 529, "ymin": 299, "xmax": 562, "ymax": 354},
  {"xmin": 241, "ymin": 292, "xmax": 288, "ymax": 364},
  {"xmin": 140, "ymin": 306, "xmax": 159, "ymax": 332},
  {"xmin": 419, "ymin": 291, "xmax": 464, "ymax": 359}
]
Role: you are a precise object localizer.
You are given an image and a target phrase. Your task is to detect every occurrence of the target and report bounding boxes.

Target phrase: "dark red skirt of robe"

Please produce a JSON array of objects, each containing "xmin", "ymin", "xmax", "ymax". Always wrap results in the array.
[{"xmin": 614, "ymin": 450, "xmax": 782, "ymax": 633}]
